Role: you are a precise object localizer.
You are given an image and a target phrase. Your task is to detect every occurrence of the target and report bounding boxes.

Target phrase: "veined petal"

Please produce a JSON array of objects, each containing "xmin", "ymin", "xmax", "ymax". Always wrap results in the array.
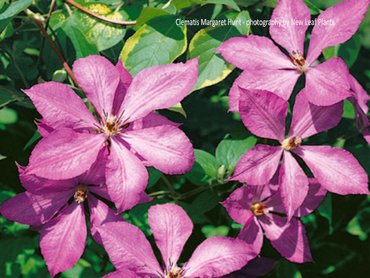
[
  {"xmin": 270, "ymin": 0, "xmax": 311, "ymax": 55},
  {"xmin": 349, "ymin": 75, "xmax": 370, "ymax": 115},
  {"xmin": 217, "ymin": 35, "xmax": 293, "ymax": 70},
  {"xmin": 183, "ymin": 236, "xmax": 250, "ymax": 277},
  {"xmin": 307, "ymin": 0, "xmax": 369, "ymax": 64},
  {"xmin": 279, "ymin": 151, "xmax": 309, "ymax": 220},
  {"xmin": 103, "ymin": 270, "xmax": 137, "ymax": 278},
  {"xmin": 121, "ymin": 125, "xmax": 194, "ymax": 175},
  {"xmin": 105, "ymin": 139, "xmax": 148, "ymax": 212},
  {"xmin": 40, "ymin": 202, "xmax": 87, "ymax": 277},
  {"xmin": 97, "ymin": 222, "xmax": 162, "ymax": 276},
  {"xmin": 229, "ymin": 69, "xmax": 299, "ymax": 112},
  {"xmin": 73, "ymin": 55, "xmax": 120, "ymax": 117},
  {"xmin": 289, "ymin": 90, "xmax": 343, "ymax": 139},
  {"xmin": 130, "ymin": 113, "xmax": 180, "ymax": 130},
  {"xmin": 224, "ymin": 257, "xmax": 276, "ymax": 278},
  {"xmin": 148, "ymin": 204, "xmax": 193, "ymax": 269},
  {"xmin": 231, "ymin": 145, "xmax": 283, "ymax": 185},
  {"xmin": 293, "ymin": 146, "xmax": 369, "ymax": 195},
  {"xmin": 239, "ymin": 88, "xmax": 288, "ymax": 141},
  {"xmin": 26, "ymin": 129, "xmax": 105, "ymax": 180},
  {"xmin": 259, "ymin": 214, "xmax": 312, "ymax": 263},
  {"xmin": 295, "ymin": 179, "xmax": 327, "ymax": 217},
  {"xmin": 119, "ymin": 59, "xmax": 198, "ymax": 123},
  {"xmin": 222, "ymin": 186, "xmax": 254, "ymax": 225},
  {"xmin": 305, "ymin": 58, "xmax": 351, "ymax": 106},
  {"xmin": 23, "ymin": 82, "xmax": 97, "ymax": 130},
  {"xmin": 238, "ymin": 216, "xmax": 264, "ymax": 259},
  {"xmin": 112, "ymin": 60, "xmax": 133, "ymax": 115},
  {"xmin": 79, "ymin": 148, "xmax": 108, "ymax": 186},
  {"xmin": 0, "ymin": 190, "xmax": 72, "ymax": 226}
]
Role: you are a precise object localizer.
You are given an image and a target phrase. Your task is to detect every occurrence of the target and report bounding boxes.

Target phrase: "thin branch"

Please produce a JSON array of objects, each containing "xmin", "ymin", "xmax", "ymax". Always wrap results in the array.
[{"xmin": 64, "ymin": 0, "xmax": 137, "ymax": 26}]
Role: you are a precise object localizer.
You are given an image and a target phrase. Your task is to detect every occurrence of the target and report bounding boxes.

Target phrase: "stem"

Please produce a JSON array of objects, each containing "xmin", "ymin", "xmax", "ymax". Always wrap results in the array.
[
  {"xmin": 162, "ymin": 0, "xmax": 173, "ymax": 9},
  {"xmin": 64, "ymin": 0, "xmax": 137, "ymax": 26},
  {"xmin": 161, "ymin": 175, "xmax": 177, "ymax": 197}
]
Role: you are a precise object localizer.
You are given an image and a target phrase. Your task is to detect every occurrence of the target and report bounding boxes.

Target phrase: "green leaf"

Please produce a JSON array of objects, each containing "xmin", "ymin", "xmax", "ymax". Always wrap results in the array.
[
  {"xmin": 0, "ymin": 107, "xmax": 17, "ymax": 124},
  {"xmin": 134, "ymin": 7, "xmax": 169, "ymax": 29},
  {"xmin": 121, "ymin": 14, "xmax": 187, "ymax": 76},
  {"xmin": 318, "ymin": 193, "xmax": 333, "ymax": 234},
  {"xmin": 202, "ymin": 225, "xmax": 230, "ymax": 237},
  {"xmin": 24, "ymin": 130, "xmax": 41, "ymax": 150},
  {"xmin": 215, "ymin": 135, "xmax": 256, "ymax": 175},
  {"xmin": 304, "ymin": 0, "xmax": 322, "ymax": 15},
  {"xmin": 0, "ymin": 86, "xmax": 23, "ymax": 108},
  {"xmin": 168, "ymin": 102, "xmax": 187, "ymax": 117},
  {"xmin": 202, "ymin": 0, "xmax": 240, "ymax": 11},
  {"xmin": 185, "ymin": 149, "xmax": 220, "ymax": 185},
  {"xmin": 188, "ymin": 10, "xmax": 250, "ymax": 90},
  {"xmin": 323, "ymin": 35, "xmax": 361, "ymax": 68},
  {"xmin": 74, "ymin": 3, "xmax": 127, "ymax": 51},
  {"xmin": 343, "ymin": 100, "xmax": 355, "ymax": 119},
  {"xmin": 147, "ymin": 167, "xmax": 162, "ymax": 188},
  {"xmin": 0, "ymin": 154, "xmax": 5, "ymax": 160},
  {"xmin": 0, "ymin": 0, "xmax": 32, "ymax": 33},
  {"xmin": 276, "ymin": 260, "xmax": 302, "ymax": 278}
]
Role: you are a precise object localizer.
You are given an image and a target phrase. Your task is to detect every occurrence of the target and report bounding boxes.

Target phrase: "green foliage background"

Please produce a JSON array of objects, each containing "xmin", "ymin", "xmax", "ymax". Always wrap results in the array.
[{"xmin": 0, "ymin": 0, "xmax": 369, "ymax": 277}]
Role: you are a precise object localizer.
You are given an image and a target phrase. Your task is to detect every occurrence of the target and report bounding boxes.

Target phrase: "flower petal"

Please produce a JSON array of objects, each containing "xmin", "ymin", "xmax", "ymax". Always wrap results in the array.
[
  {"xmin": 229, "ymin": 69, "xmax": 300, "ymax": 111},
  {"xmin": 270, "ymin": 0, "xmax": 310, "ymax": 55},
  {"xmin": 239, "ymin": 88, "xmax": 288, "ymax": 141},
  {"xmin": 73, "ymin": 55, "xmax": 120, "ymax": 117},
  {"xmin": 119, "ymin": 59, "xmax": 198, "ymax": 123},
  {"xmin": 279, "ymin": 151, "xmax": 309, "ymax": 220},
  {"xmin": 259, "ymin": 214, "xmax": 312, "ymax": 263},
  {"xmin": 183, "ymin": 236, "xmax": 250, "ymax": 277},
  {"xmin": 0, "ymin": 191, "xmax": 72, "ymax": 226},
  {"xmin": 224, "ymin": 257, "xmax": 276, "ymax": 278},
  {"xmin": 307, "ymin": 0, "xmax": 369, "ymax": 64},
  {"xmin": 222, "ymin": 186, "xmax": 254, "ymax": 225},
  {"xmin": 112, "ymin": 60, "xmax": 133, "ymax": 115},
  {"xmin": 295, "ymin": 179, "xmax": 327, "ymax": 217},
  {"xmin": 294, "ymin": 146, "xmax": 369, "ymax": 195},
  {"xmin": 305, "ymin": 58, "xmax": 351, "ymax": 106},
  {"xmin": 131, "ymin": 112, "xmax": 180, "ymax": 130},
  {"xmin": 217, "ymin": 35, "xmax": 293, "ymax": 70},
  {"xmin": 231, "ymin": 145, "xmax": 283, "ymax": 185},
  {"xmin": 26, "ymin": 129, "xmax": 105, "ymax": 180},
  {"xmin": 289, "ymin": 90, "xmax": 343, "ymax": 139},
  {"xmin": 23, "ymin": 81, "xmax": 97, "ymax": 130},
  {"xmin": 349, "ymin": 74, "xmax": 370, "ymax": 115},
  {"xmin": 238, "ymin": 216, "xmax": 264, "ymax": 259},
  {"xmin": 105, "ymin": 139, "xmax": 148, "ymax": 212},
  {"xmin": 97, "ymin": 221, "xmax": 162, "ymax": 276},
  {"xmin": 79, "ymin": 148, "xmax": 108, "ymax": 186},
  {"xmin": 121, "ymin": 125, "xmax": 194, "ymax": 174},
  {"xmin": 40, "ymin": 202, "xmax": 87, "ymax": 277},
  {"xmin": 104, "ymin": 270, "xmax": 137, "ymax": 278},
  {"xmin": 148, "ymin": 204, "xmax": 193, "ymax": 269}
]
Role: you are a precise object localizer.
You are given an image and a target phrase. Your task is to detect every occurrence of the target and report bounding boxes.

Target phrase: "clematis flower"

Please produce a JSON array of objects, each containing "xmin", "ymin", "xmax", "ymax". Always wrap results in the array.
[
  {"xmin": 98, "ymin": 203, "xmax": 253, "ymax": 278},
  {"xmin": 231, "ymin": 88, "xmax": 369, "ymax": 219},
  {"xmin": 218, "ymin": 0, "xmax": 369, "ymax": 108},
  {"xmin": 23, "ymin": 55, "xmax": 198, "ymax": 212},
  {"xmin": 223, "ymin": 257, "xmax": 276, "ymax": 278},
  {"xmin": 0, "ymin": 154, "xmax": 124, "ymax": 277},
  {"xmin": 222, "ymin": 179, "xmax": 327, "ymax": 263},
  {"xmin": 348, "ymin": 75, "xmax": 370, "ymax": 144}
]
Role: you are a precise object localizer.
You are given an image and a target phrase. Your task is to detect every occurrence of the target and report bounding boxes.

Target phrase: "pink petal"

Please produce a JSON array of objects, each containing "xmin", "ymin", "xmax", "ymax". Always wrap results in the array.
[
  {"xmin": 349, "ymin": 74, "xmax": 370, "ymax": 115},
  {"xmin": 40, "ymin": 202, "xmax": 87, "ymax": 277},
  {"xmin": 231, "ymin": 145, "xmax": 283, "ymax": 185},
  {"xmin": 73, "ymin": 55, "xmax": 120, "ymax": 117},
  {"xmin": 112, "ymin": 60, "xmax": 133, "ymax": 115},
  {"xmin": 79, "ymin": 148, "xmax": 108, "ymax": 186},
  {"xmin": 294, "ymin": 146, "xmax": 369, "ymax": 195},
  {"xmin": 238, "ymin": 216, "xmax": 264, "ymax": 259},
  {"xmin": 229, "ymin": 69, "xmax": 300, "ymax": 111},
  {"xmin": 104, "ymin": 270, "xmax": 136, "ymax": 278},
  {"xmin": 23, "ymin": 82, "xmax": 97, "ymax": 130},
  {"xmin": 307, "ymin": 0, "xmax": 369, "ymax": 64},
  {"xmin": 0, "ymin": 190, "xmax": 72, "ymax": 226},
  {"xmin": 295, "ymin": 179, "xmax": 327, "ymax": 217},
  {"xmin": 105, "ymin": 139, "xmax": 148, "ymax": 212},
  {"xmin": 289, "ymin": 90, "xmax": 343, "ymax": 139},
  {"xmin": 217, "ymin": 35, "xmax": 293, "ymax": 70},
  {"xmin": 121, "ymin": 125, "xmax": 194, "ymax": 174},
  {"xmin": 119, "ymin": 59, "xmax": 198, "ymax": 123},
  {"xmin": 130, "ymin": 112, "xmax": 180, "ymax": 130},
  {"xmin": 270, "ymin": 0, "xmax": 311, "ymax": 55},
  {"xmin": 224, "ymin": 257, "xmax": 277, "ymax": 278},
  {"xmin": 26, "ymin": 129, "xmax": 105, "ymax": 180},
  {"xmin": 148, "ymin": 204, "xmax": 193, "ymax": 269},
  {"xmin": 97, "ymin": 221, "xmax": 162, "ymax": 276},
  {"xmin": 37, "ymin": 120, "xmax": 54, "ymax": 137},
  {"xmin": 222, "ymin": 186, "xmax": 254, "ymax": 225},
  {"xmin": 239, "ymin": 88, "xmax": 288, "ymax": 141},
  {"xmin": 279, "ymin": 151, "xmax": 309, "ymax": 220},
  {"xmin": 259, "ymin": 214, "xmax": 312, "ymax": 263},
  {"xmin": 305, "ymin": 58, "xmax": 351, "ymax": 106},
  {"xmin": 183, "ymin": 236, "xmax": 250, "ymax": 277}
]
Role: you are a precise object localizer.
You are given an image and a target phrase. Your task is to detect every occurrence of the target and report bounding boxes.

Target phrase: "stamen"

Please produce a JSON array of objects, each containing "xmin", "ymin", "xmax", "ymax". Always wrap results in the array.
[
  {"xmin": 250, "ymin": 202, "xmax": 267, "ymax": 216},
  {"xmin": 281, "ymin": 137, "xmax": 302, "ymax": 151},
  {"xmin": 290, "ymin": 51, "xmax": 308, "ymax": 73},
  {"xmin": 74, "ymin": 185, "xmax": 88, "ymax": 203},
  {"xmin": 98, "ymin": 114, "xmax": 130, "ymax": 137}
]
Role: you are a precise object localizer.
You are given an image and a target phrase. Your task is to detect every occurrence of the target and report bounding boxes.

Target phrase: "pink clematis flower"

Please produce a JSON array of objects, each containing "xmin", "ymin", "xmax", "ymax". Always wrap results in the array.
[
  {"xmin": 0, "ymin": 155, "xmax": 124, "ymax": 277},
  {"xmin": 348, "ymin": 75, "xmax": 370, "ymax": 144},
  {"xmin": 218, "ymin": 0, "xmax": 369, "ymax": 108},
  {"xmin": 223, "ymin": 179, "xmax": 327, "ymax": 263},
  {"xmin": 23, "ymin": 55, "xmax": 198, "ymax": 212},
  {"xmin": 231, "ymin": 88, "xmax": 369, "ymax": 219},
  {"xmin": 98, "ymin": 203, "xmax": 254, "ymax": 278},
  {"xmin": 223, "ymin": 257, "xmax": 276, "ymax": 278}
]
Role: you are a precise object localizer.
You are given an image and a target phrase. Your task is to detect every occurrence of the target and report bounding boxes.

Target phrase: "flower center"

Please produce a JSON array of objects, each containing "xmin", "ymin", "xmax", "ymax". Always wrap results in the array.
[
  {"xmin": 281, "ymin": 136, "xmax": 302, "ymax": 151},
  {"xmin": 250, "ymin": 202, "xmax": 266, "ymax": 216},
  {"xmin": 100, "ymin": 115, "xmax": 129, "ymax": 137},
  {"xmin": 290, "ymin": 51, "xmax": 308, "ymax": 73},
  {"xmin": 165, "ymin": 267, "xmax": 183, "ymax": 278},
  {"xmin": 74, "ymin": 185, "xmax": 88, "ymax": 203}
]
